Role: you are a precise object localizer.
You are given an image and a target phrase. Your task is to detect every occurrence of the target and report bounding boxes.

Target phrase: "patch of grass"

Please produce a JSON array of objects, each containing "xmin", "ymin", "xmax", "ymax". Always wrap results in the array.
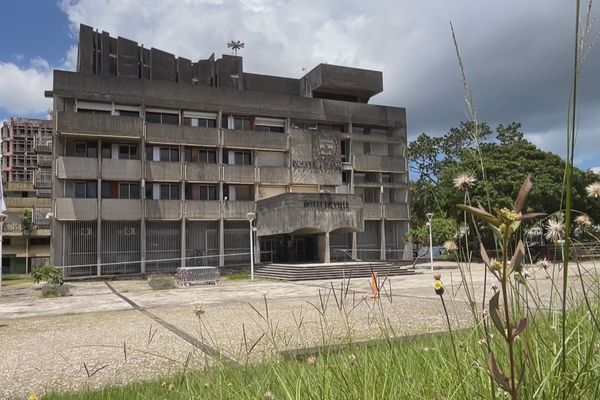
[
  {"xmin": 224, "ymin": 272, "xmax": 251, "ymax": 281},
  {"xmin": 40, "ymin": 303, "xmax": 600, "ymax": 399},
  {"xmin": 1, "ymin": 273, "xmax": 32, "ymax": 287}
]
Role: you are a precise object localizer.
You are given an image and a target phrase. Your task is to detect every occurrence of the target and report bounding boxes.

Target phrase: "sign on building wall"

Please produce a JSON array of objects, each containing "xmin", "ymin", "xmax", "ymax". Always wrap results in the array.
[{"xmin": 290, "ymin": 128, "xmax": 342, "ymax": 186}]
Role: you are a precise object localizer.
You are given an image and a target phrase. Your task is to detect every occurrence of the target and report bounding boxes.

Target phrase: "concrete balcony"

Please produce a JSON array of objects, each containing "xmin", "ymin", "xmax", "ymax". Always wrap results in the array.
[
  {"xmin": 259, "ymin": 166, "xmax": 289, "ymax": 184},
  {"xmin": 384, "ymin": 203, "xmax": 409, "ymax": 219},
  {"xmin": 34, "ymin": 170, "xmax": 53, "ymax": 189},
  {"xmin": 352, "ymin": 154, "xmax": 406, "ymax": 173},
  {"xmin": 224, "ymin": 201, "xmax": 255, "ymax": 219},
  {"xmin": 5, "ymin": 197, "xmax": 51, "ymax": 208},
  {"xmin": 55, "ymin": 198, "xmax": 97, "ymax": 221},
  {"xmin": 56, "ymin": 156, "xmax": 98, "ymax": 180},
  {"xmin": 37, "ymin": 154, "xmax": 52, "ymax": 167},
  {"xmin": 185, "ymin": 163, "xmax": 220, "ymax": 182},
  {"xmin": 146, "ymin": 123, "xmax": 218, "ymax": 146},
  {"xmin": 101, "ymin": 199, "xmax": 142, "ymax": 220},
  {"xmin": 5, "ymin": 182, "xmax": 34, "ymax": 192},
  {"xmin": 223, "ymin": 164, "xmax": 255, "ymax": 183},
  {"xmin": 223, "ymin": 129, "xmax": 287, "ymax": 151},
  {"xmin": 185, "ymin": 200, "xmax": 221, "ymax": 220},
  {"xmin": 57, "ymin": 111, "xmax": 143, "ymax": 138},
  {"xmin": 102, "ymin": 159, "xmax": 141, "ymax": 180},
  {"xmin": 145, "ymin": 161, "xmax": 182, "ymax": 181},
  {"xmin": 145, "ymin": 200, "xmax": 181, "ymax": 220},
  {"xmin": 363, "ymin": 203, "xmax": 383, "ymax": 219}
]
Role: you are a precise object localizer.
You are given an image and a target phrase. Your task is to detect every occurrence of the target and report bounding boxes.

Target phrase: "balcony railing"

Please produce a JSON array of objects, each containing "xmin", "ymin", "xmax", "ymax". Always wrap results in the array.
[
  {"xmin": 145, "ymin": 161, "xmax": 182, "ymax": 181},
  {"xmin": 223, "ymin": 129, "xmax": 287, "ymax": 151},
  {"xmin": 384, "ymin": 203, "xmax": 409, "ymax": 219},
  {"xmin": 55, "ymin": 198, "xmax": 97, "ymax": 221},
  {"xmin": 56, "ymin": 156, "xmax": 98, "ymax": 180},
  {"xmin": 101, "ymin": 199, "xmax": 142, "ymax": 220},
  {"xmin": 37, "ymin": 154, "xmax": 52, "ymax": 167},
  {"xmin": 224, "ymin": 201, "xmax": 255, "ymax": 219},
  {"xmin": 34, "ymin": 169, "xmax": 52, "ymax": 189},
  {"xmin": 185, "ymin": 200, "xmax": 220, "ymax": 220},
  {"xmin": 57, "ymin": 111, "xmax": 143, "ymax": 138},
  {"xmin": 223, "ymin": 164, "xmax": 255, "ymax": 183},
  {"xmin": 146, "ymin": 124, "xmax": 218, "ymax": 146},
  {"xmin": 185, "ymin": 163, "xmax": 220, "ymax": 182},
  {"xmin": 259, "ymin": 166, "xmax": 289, "ymax": 184},
  {"xmin": 363, "ymin": 203, "xmax": 383, "ymax": 219},
  {"xmin": 352, "ymin": 154, "xmax": 406, "ymax": 173},
  {"xmin": 102, "ymin": 159, "xmax": 141, "ymax": 180},
  {"xmin": 145, "ymin": 200, "xmax": 182, "ymax": 220}
]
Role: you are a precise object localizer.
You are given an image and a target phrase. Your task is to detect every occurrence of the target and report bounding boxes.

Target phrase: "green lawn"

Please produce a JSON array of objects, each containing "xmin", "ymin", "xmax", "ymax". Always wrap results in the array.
[
  {"xmin": 223, "ymin": 272, "xmax": 252, "ymax": 281},
  {"xmin": 1, "ymin": 273, "xmax": 32, "ymax": 287}
]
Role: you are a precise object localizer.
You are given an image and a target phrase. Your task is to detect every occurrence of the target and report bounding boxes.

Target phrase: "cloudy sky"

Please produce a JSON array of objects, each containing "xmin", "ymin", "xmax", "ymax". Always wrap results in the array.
[{"xmin": 0, "ymin": 0, "xmax": 598, "ymax": 169}]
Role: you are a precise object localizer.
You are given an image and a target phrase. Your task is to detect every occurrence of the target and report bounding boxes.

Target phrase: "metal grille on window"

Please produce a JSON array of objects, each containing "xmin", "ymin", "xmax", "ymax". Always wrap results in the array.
[
  {"xmin": 101, "ymin": 221, "xmax": 141, "ymax": 275},
  {"xmin": 64, "ymin": 221, "xmax": 97, "ymax": 277},
  {"xmin": 146, "ymin": 221, "xmax": 181, "ymax": 272},
  {"xmin": 329, "ymin": 232, "xmax": 352, "ymax": 261},
  {"xmin": 356, "ymin": 220, "xmax": 380, "ymax": 260},
  {"xmin": 223, "ymin": 221, "xmax": 250, "ymax": 265},
  {"xmin": 186, "ymin": 221, "xmax": 219, "ymax": 266},
  {"xmin": 385, "ymin": 220, "xmax": 408, "ymax": 260}
]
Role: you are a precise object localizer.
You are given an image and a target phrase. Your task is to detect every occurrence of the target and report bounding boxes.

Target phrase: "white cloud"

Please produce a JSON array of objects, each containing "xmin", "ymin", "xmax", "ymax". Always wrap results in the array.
[{"xmin": 0, "ymin": 60, "xmax": 52, "ymax": 115}]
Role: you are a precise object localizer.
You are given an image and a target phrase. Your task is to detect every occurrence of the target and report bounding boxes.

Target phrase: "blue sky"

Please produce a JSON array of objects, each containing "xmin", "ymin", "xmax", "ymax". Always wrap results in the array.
[{"xmin": 0, "ymin": 0, "xmax": 598, "ymax": 170}]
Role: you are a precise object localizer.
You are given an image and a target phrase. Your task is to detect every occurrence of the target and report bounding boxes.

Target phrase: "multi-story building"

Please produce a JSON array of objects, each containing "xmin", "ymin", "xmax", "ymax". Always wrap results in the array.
[
  {"xmin": 1, "ymin": 118, "xmax": 52, "ymax": 273},
  {"xmin": 48, "ymin": 24, "xmax": 410, "ymax": 277}
]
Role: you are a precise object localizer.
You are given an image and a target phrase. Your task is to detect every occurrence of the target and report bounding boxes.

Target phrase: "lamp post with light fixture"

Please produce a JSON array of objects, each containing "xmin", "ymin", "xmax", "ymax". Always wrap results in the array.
[
  {"xmin": 246, "ymin": 212, "xmax": 256, "ymax": 280},
  {"xmin": 426, "ymin": 212, "xmax": 434, "ymax": 272}
]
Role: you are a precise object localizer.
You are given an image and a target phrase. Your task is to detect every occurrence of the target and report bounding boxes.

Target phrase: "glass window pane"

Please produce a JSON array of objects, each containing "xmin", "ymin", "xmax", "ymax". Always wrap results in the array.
[
  {"xmin": 101, "ymin": 144, "xmax": 111, "ymax": 159},
  {"xmin": 183, "ymin": 117, "xmax": 192, "ymax": 126},
  {"xmin": 101, "ymin": 181, "xmax": 110, "ymax": 198},
  {"xmin": 208, "ymin": 150, "xmax": 216, "ymax": 164},
  {"xmin": 75, "ymin": 143, "xmax": 86, "ymax": 158},
  {"xmin": 145, "ymin": 185, "xmax": 153, "ymax": 200},
  {"xmin": 75, "ymin": 182, "xmax": 86, "ymax": 198},
  {"xmin": 160, "ymin": 184, "xmax": 170, "ymax": 199},
  {"xmin": 87, "ymin": 181, "xmax": 97, "ymax": 198},
  {"xmin": 171, "ymin": 185, "xmax": 180, "ymax": 200},
  {"xmin": 160, "ymin": 148, "xmax": 170, "ymax": 162},
  {"xmin": 130, "ymin": 184, "xmax": 139, "ymax": 199},
  {"xmin": 242, "ymin": 118, "xmax": 252, "ymax": 131},
  {"xmin": 119, "ymin": 183, "xmax": 128, "ymax": 199},
  {"xmin": 162, "ymin": 113, "xmax": 179, "ymax": 125},
  {"xmin": 119, "ymin": 145, "xmax": 129, "ymax": 160},
  {"xmin": 209, "ymin": 186, "xmax": 217, "ymax": 200},
  {"xmin": 145, "ymin": 112, "xmax": 161, "ymax": 124},
  {"xmin": 130, "ymin": 146, "xmax": 138, "ymax": 159},
  {"xmin": 234, "ymin": 117, "xmax": 243, "ymax": 130},
  {"xmin": 171, "ymin": 148, "xmax": 179, "ymax": 162},
  {"xmin": 146, "ymin": 146, "xmax": 153, "ymax": 161}
]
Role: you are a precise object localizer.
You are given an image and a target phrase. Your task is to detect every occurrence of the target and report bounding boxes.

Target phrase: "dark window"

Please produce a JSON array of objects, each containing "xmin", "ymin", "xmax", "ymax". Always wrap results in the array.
[
  {"xmin": 162, "ymin": 113, "xmax": 179, "ymax": 125},
  {"xmin": 160, "ymin": 183, "xmax": 180, "ymax": 200},
  {"xmin": 186, "ymin": 184, "xmax": 217, "ymax": 200},
  {"xmin": 101, "ymin": 143, "xmax": 111, "ymax": 159},
  {"xmin": 342, "ymin": 170, "xmax": 350, "ymax": 183},
  {"xmin": 101, "ymin": 181, "xmax": 111, "ymax": 198},
  {"xmin": 74, "ymin": 142, "xmax": 87, "ymax": 158},
  {"xmin": 185, "ymin": 148, "xmax": 217, "ymax": 164},
  {"xmin": 341, "ymin": 140, "xmax": 350, "ymax": 162},
  {"xmin": 146, "ymin": 145, "xmax": 154, "ymax": 161},
  {"xmin": 119, "ymin": 145, "xmax": 138, "ymax": 160},
  {"xmin": 29, "ymin": 237, "xmax": 51, "ymax": 245},
  {"xmin": 119, "ymin": 183, "xmax": 140, "ymax": 199},
  {"xmin": 145, "ymin": 112, "xmax": 161, "ymax": 124},
  {"xmin": 77, "ymin": 108, "xmax": 111, "ymax": 115},
  {"xmin": 183, "ymin": 117, "xmax": 217, "ymax": 128},
  {"xmin": 117, "ymin": 110, "xmax": 139, "ymax": 117},
  {"xmin": 75, "ymin": 181, "xmax": 96, "ymax": 198},
  {"xmin": 231, "ymin": 116, "xmax": 252, "ymax": 131},
  {"xmin": 159, "ymin": 147, "xmax": 179, "ymax": 162},
  {"xmin": 234, "ymin": 151, "xmax": 252, "ymax": 165},
  {"xmin": 145, "ymin": 184, "xmax": 153, "ymax": 200},
  {"xmin": 255, "ymin": 125, "xmax": 285, "ymax": 133}
]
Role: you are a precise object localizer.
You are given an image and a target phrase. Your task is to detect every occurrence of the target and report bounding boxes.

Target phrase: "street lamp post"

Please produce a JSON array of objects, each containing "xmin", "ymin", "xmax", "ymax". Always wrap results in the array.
[
  {"xmin": 426, "ymin": 213, "xmax": 434, "ymax": 272},
  {"xmin": 246, "ymin": 212, "xmax": 256, "ymax": 281},
  {"xmin": 0, "ymin": 213, "xmax": 7, "ymax": 295}
]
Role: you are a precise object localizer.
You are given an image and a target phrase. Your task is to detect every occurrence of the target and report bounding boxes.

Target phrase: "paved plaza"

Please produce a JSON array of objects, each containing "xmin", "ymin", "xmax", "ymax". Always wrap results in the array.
[{"xmin": 0, "ymin": 261, "xmax": 594, "ymax": 398}]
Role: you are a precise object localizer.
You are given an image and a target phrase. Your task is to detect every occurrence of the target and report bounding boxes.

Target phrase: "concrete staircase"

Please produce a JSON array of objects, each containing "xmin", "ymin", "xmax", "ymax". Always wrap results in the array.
[{"xmin": 255, "ymin": 261, "xmax": 418, "ymax": 281}]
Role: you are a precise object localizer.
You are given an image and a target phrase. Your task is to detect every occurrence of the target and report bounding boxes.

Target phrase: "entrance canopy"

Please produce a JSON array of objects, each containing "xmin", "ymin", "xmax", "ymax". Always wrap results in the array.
[{"xmin": 256, "ymin": 193, "xmax": 364, "ymax": 237}]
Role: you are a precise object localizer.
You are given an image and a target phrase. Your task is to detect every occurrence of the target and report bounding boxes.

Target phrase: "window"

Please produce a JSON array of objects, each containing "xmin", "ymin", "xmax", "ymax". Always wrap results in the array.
[
  {"xmin": 160, "ymin": 183, "xmax": 180, "ymax": 200},
  {"xmin": 29, "ymin": 238, "xmax": 51, "ymax": 246},
  {"xmin": 118, "ymin": 145, "xmax": 138, "ymax": 160},
  {"xmin": 223, "ymin": 184, "xmax": 254, "ymax": 201},
  {"xmin": 119, "ymin": 183, "xmax": 140, "ymax": 199},
  {"xmin": 116, "ymin": 110, "xmax": 139, "ymax": 118},
  {"xmin": 75, "ymin": 181, "xmax": 97, "ymax": 198},
  {"xmin": 186, "ymin": 184, "xmax": 217, "ymax": 200},
  {"xmin": 145, "ymin": 111, "xmax": 179, "ymax": 125},
  {"xmin": 183, "ymin": 117, "xmax": 217, "ymax": 128},
  {"xmin": 341, "ymin": 140, "xmax": 350, "ymax": 162},
  {"xmin": 342, "ymin": 170, "xmax": 350, "ymax": 184},
  {"xmin": 77, "ymin": 108, "xmax": 111, "ymax": 115},
  {"xmin": 159, "ymin": 147, "xmax": 179, "ymax": 162},
  {"xmin": 101, "ymin": 143, "xmax": 111, "ymax": 159},
  {"xmin": 185, "ymin": 147, "xmax": 217, "ymax": 164},
  {"xmin": 74, "ymin": 142, "xmax": 87, "ymax": 158},
  {"xmin": 223, "ymin": 149, "xmax": 252, "ymax": 165},
  {"xmin": 363, "ymin": 142, "xmax": 371, "ymax": 155},
  {"xmin": 73, "ymin": 141, "xmax": 97, "ymax": 158}
]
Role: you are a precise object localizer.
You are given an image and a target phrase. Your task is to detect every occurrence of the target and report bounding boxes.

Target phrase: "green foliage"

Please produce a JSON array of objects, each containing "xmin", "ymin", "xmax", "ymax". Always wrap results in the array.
[
  {"xmin": 405, "ymin": 216, "xmax": 457, "ymax": 245},
  {"xmin": 31, "ymin": 265, "xmax": 64, "ymax": 286},
  {"xmin": 20, "ymin": 208, "xmax": 33, "ymax": 234}
]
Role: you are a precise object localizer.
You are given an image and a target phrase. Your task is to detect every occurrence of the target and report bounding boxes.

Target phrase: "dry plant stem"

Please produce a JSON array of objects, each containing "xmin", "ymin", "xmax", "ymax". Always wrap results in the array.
[
  {"xmin": 501, "ymin": 235, "xmax": 517, "ymax": 399},
  {"xmin": 562, "ymin": 0, "xmax": 581, "ymax": 382}
]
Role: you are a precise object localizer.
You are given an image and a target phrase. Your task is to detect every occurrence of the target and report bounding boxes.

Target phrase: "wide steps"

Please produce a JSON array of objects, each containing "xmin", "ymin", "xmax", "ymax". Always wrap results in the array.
[{"xmin": 255, "ymin": 262, "xmax": 418, "ymax": 281}]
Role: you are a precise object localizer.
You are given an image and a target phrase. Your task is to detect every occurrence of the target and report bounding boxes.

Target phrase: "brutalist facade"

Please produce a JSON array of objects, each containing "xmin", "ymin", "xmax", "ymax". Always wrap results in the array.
[{"xmin": 48, "ymin": 24, "xmax": 410, "ymax": 277}]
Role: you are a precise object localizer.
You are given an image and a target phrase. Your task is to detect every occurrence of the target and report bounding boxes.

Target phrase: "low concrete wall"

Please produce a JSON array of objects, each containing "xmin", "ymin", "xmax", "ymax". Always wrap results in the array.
[
  {"xmin": 145, "ymin": 200, "xmax": 181, "ymax": 219},
  {"xmin": 185, "ymin": 163, "xmax": 220, "ymax": 182},
  {"xmin": 101, "ymin": 199, "xmax": 142, "ymax": 220},
  {"xmin": 223, "ymin": 129, "xmax": 287, "ymax": 151},
  {"xmin": 57, "ymin": 111, "xmax": 143, "ymax": 138},
  {"xmin": 353, "ymin": 154, "xmax": 405, "ymax": 173},
  {"xmin": 223, "ymin": 164, "xmax": 255, "ymax": 183},
  {"xmin": 259, "ymin": 166, "xmax": 289, "ymax": 184},
  {"xmin": 384, "ymin": 203, "xmax": 409, "ymax": 219},
  {"xmin": 102, "ymin": 159, "xmax": 141, "ymax": 180},
  {"xmin": 186, "ymin": 200, "xmax": 220, "ymax": 219},
  {"xmin": 146, "ymin": 124, "xmax": 218, "ymax": 146},
  {"xmin": 363, "ymin": 203, "xmax": 383, "ymax": 219},
  {"xmin": 224, "ymin": 201, "xmax": 255, "ymax": 219},
  {"xmin": 56, "ymin": 157, "xmax": 98, "ymax": 179},
  {"xmin": 55, "ymin": 198, "xmax": 97, "ymax": 221},
  {"xmin": 145, "ymin": 161, "xmax": 182, "ymax": 181}
]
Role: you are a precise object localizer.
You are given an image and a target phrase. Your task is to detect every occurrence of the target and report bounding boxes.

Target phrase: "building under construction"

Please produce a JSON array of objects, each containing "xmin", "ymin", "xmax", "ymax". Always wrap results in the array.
[{"xmin": 1, "ymin": 118, "xmax": 52, "ymax": 273}]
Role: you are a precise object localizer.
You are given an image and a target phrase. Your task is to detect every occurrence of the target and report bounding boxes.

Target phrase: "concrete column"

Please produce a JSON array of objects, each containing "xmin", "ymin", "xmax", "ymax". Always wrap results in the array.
[
  {"xmin": 180, "ymin": 144, "xmax": 185, "ymax": 268},
  {"xmin": 352, "ymin": 232, "xmax": 358, "ymax": 260},
  {"xmin": 96, "ymin": 137, "xmax": 102, "ymax": 276},
  {"xmin": 140, "ymin": 121, "xmax": 146, "ymax": 274},
  {"xmin": 219, "ymin": 218, "xmax": 225, "ymax": 267},
  {"xmin": 325, "ymin": 232, "xmax": 330, "ymax": 263},
  {"xmin": 380, "ymin": 219, "xmax": 386, "ymax": 261},
  {"xmin": 254, "ymin": 232, "xmax": 261, "ymax": 264}
]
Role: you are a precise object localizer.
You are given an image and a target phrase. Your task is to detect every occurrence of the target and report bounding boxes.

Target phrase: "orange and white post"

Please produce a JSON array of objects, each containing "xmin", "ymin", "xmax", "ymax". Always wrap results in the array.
[{"xmin": 370, "ymin": 271, "xmax": 379, "ymax": 298}]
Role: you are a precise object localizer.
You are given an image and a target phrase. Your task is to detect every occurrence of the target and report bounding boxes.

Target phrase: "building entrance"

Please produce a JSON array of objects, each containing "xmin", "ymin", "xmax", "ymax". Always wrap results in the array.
[{"xmin": 260, "ymin": 234, "xmax": 319, "ymax": 263}]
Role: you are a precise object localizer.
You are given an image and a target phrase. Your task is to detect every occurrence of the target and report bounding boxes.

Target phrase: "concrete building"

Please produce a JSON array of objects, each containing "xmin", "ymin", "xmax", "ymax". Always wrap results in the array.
[
  {"xmin": 48, "ymin": 24, "xmax": 410, "ymax": 277},
  {"xmin": 1, "ymin": 118, "xmax": 53, "ymax": 273}
]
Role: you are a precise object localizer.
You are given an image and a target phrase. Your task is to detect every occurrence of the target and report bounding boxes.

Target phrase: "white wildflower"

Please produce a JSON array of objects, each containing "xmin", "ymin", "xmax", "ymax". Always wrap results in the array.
[
  {"xmin": 575, "ymin": 214, "xmax": 592, "ymax": 227},
  {"xmin": 545, "ymin": 217, "xmax": 564, "ymax": 242},
  {"xmin": 586, "ymin": 182, "xmax": 600, "ymax": 198},
  {"xmin": 453, "ymin": 174, "xmax": 476, "ymax": 191},
  {"xmin": 443, "ymin": 240, "xmax": 458, "ymax": 253}
]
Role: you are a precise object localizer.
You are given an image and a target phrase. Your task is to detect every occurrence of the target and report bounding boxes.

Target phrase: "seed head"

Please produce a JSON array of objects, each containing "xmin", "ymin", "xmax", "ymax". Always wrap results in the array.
[
  {"xmin": 536, "ymin": 258, "xmax": 551, "ymax": 270},
  {"xmin": 575, "ymin": 214, "xmax": 592, "ymax": 227},
  {"xmin": 545, "ymin": 217, "xmax": 565, "ymax": 242},
  {"xmin": 586, "ymin": 182, "xmax": 600, "ymax": 198},
  {"xmin": 453, "ymin": 174, "xmax": 476, "ymax": 191},
  {"xmin": 307, "ymin": 356, "xmax": 317, "ymax": 365},
  {"xmin": 443, "ymin": 240, "xmax": 458, "ymax": 253}
]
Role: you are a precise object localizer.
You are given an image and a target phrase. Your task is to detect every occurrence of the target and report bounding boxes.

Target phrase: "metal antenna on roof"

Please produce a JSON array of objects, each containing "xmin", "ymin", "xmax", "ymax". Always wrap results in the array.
[{"xmin": 227, "ymin": 41, "xmax": 245, "ymax": 56}]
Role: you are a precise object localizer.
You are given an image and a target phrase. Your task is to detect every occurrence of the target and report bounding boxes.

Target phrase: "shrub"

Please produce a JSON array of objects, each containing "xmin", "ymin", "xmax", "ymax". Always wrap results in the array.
[{"xmin": 32, "ymin": 265, "xmax": 64, "ymax": 286}]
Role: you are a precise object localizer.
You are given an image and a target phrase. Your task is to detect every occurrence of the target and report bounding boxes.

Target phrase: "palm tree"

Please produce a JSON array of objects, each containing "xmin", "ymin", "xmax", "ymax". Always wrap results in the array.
[{"xmin": 227, "ymin": 40, "xmax": 245, "ymax": 56}]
